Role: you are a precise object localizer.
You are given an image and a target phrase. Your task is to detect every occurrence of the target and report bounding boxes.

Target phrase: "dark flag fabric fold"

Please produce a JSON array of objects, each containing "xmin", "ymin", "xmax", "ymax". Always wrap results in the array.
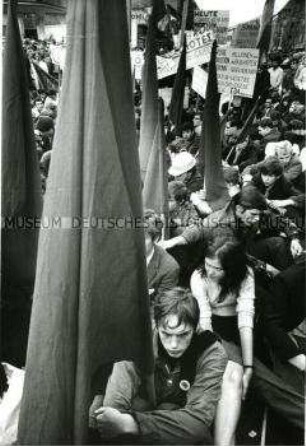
[
  {"xmin": 256, "ymin": 0, "xmax": 275, "ymax": 55},
  {"xmin": 138, "ymin": 0, "xmax": 166, "ymax": 181},
  {"xmin": 168, "ymin": 38, "xmax": 187, "ymax": 136},
  {"xmin": 1, "ymin": 0, "xmax": 42, "ymax": 364},
  {"xmin": 17, "ymin": 1, "xmax": 153, "ymax": 444},
  {"xmin": 143, "ymin": 98, "xmax": 168, "ymax": 218},
  {"xmin": 201, "ymin": 41, "xmax": 230, "ymax": 211}
]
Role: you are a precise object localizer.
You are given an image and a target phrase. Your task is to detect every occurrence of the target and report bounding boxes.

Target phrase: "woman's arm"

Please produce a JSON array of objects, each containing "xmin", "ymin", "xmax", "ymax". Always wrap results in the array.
[
  {"xmin": 190, "ymin": 270, "xmax": 212, "ymax": 331},
  {"xmin": 237, "ymin": 270, "xmax": 255, "ymax": 399}
]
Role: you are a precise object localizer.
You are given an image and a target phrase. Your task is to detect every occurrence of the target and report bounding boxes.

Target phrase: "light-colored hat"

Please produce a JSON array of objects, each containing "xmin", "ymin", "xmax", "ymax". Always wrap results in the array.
[{"xmin": 168, "ymin": 152, "xmax": 196, "ymax": 177}]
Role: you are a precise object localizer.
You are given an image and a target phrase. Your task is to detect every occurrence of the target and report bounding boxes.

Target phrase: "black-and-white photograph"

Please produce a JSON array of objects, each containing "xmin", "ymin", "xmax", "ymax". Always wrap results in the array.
[{"xmin": 1, "ymin": 0, "xmax": 305, "ymax": 444}]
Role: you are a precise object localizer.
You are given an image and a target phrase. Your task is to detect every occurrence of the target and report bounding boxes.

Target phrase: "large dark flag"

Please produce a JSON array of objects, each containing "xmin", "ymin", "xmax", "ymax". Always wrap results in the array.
[
  {"xmin": 201, "ymin": 41, "xmax": 229, "ymax": 211},
  {"xmin": 168, "ymin": 37, "xmax": 187, "ymax": 136},
  {"xmin": 143, "ymin": 98, "xmax": 168, "ymax": 218},
  {"xmin": 138, "ymin": 0, "xmax": 166, "ymax": 180},
  {"xmin": 1, "ymin": 0, "xmax": 42, "ymax": 363},
  {"xmin": 256, "ymin": 0, "xmax": 275, "ymax": 55},
  {"xmin": 18, "ymin": 1, "xmax": 153, "ymax": 443}
]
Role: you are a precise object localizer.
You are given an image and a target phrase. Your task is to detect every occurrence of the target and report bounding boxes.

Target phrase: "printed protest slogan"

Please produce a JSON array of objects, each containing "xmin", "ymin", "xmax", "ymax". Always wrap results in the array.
[{"xmin": 157, "ymin": 29, "xmax": 213, "ymax": 79}]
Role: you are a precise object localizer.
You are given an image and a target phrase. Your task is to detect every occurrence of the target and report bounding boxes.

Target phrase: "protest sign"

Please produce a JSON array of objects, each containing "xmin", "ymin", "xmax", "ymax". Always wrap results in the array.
[
  {"xmin": 157, "ymin": 30, "xmax": 213, "ymax": 79},
  {"xmin": 216, "ymin": 47, "xmax": 259, "ymax": 98},
  {"xmin": 231, "ymin": 19, "xmax": 260, "ymax": 48},
  {"xmin": 194, "ymin": 10, "xmax": 229, "ymax": 44},
  {"xmin": 191, "ymin": 66, "xmax": 208, "ymax": 98}
]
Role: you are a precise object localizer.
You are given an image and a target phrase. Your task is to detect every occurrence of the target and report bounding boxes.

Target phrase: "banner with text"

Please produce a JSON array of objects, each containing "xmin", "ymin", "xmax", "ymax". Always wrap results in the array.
[
  {"xmin": 194, "ymin": 10, "xmax": 230, "ymax": 45},
  {"xmin": 216, "ymin": 47, "xmax": 259, "ymax": 98},
  {"xmin": 231, "ymin": 19, "xmax": 260, "ymax": 48},
  {"xmin": 156, "ymin": 30, "xmax": 213, "ymax": 79}
]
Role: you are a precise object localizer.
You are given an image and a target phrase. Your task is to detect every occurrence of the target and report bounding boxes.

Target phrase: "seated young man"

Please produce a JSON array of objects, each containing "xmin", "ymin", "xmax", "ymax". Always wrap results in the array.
[{"xmin": 89, "ymin": 288, "xmax": 227, "ymax": 444}]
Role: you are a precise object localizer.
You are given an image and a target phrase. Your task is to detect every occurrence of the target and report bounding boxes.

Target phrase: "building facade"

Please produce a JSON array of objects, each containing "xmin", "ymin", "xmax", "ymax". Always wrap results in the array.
[
  {"xmin": 270, "ymin": 0, "xmax": 305, "ymax": 53},
  {"xmin": 3, "ymin": 0, "xmax": 67, "ymax": 41}
]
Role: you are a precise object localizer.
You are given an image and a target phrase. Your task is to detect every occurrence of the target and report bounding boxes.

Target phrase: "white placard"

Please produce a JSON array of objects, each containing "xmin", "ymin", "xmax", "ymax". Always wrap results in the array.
[
  {"xmin": 216, "ymin": 47, "xmax": 259, "ymax": 98},
  {"xmin": 191, "ymin": 66, "xmax": 208, "ymax": 98}
]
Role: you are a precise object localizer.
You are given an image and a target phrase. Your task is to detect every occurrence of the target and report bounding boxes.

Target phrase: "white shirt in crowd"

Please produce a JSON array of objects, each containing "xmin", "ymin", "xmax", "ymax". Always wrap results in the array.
[{"xmin": 268, "ymin": 66, "xmax": 284, "ymax": 90}]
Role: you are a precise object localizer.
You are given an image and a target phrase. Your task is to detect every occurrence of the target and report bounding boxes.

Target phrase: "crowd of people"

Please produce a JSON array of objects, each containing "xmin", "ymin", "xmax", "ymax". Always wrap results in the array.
[
  {"xmin": 87, "ymin": 49, "xmax": 305, "ymax": 444},
  {"xmin": 1, "ymin": 34, "xmax": 305, "ymax": 445}
]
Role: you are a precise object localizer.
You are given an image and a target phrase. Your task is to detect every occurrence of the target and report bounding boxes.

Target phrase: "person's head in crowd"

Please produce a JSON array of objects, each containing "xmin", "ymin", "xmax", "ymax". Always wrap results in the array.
[
  {"xmin": 168, "ymin": 151, "xmax": 197, "ymax": 182},
  {"xmin": 224, "ymin": 119, "xmax": 242, "ymax": 138},
  {"xmin": 270, "ymin": 90, "xmax": 280, "ymax": 103},
  {"xmin": 167, "ymin": 139, "xmax": 184, "ymax": 159},
  {"xmin": 275, "ymin": 140, "xmax": 294, "ymax": 166},
  {"xmin": 36, "ymin": 116, "xmax": 54, "ymax": 135},
  {"xmin": 143, "ymin": 209, "xmax": 163, "ymax": 259},
  {"xmin": 168, "ymin": 180, "xmax": 189, "ymax": 205},
  {"xmin": 153, "ymin": 288, "xmax": 199, "ymax": 358},
  {"xmin": 258, "ymin": 117, "xmax": 274, "ymax": 137},
  {"xmin": 182, "ymin": 121, "xmax": 194, "ymax": 141},
  {"xmin": 47, "ymin": 89, "xmax": 57, "ymax": 101},
  {"xmin": 269, "ymin": 110, "xmax": 281, "ymax": 128},
  {"xmin": 37, "ymin": 89, "xmax": 47, "ymax": 102},
  {"xmin": 288, "ymin": 119, "xmax": 304, "ymax": 133},
  {"xmin": 264, "ymin": 98, "xmax": 273, "ymax": 110},
  {"xmin": 200, "ymin": 233, "xmax": 248, "ymax": 300},
  {"xmin": 258, "ymin": 156, "xmax": 284, "ymax": 187},
  {"xmin": 234, "ymin": 185, "xmax": 267, "ymax": 228},
  {"xmin": 35, "ymin": 99, "xmax": 44, "ymax": 114},
  {"xmin": 223, "ymin": 166, "xmax": 241, "ymax": 197},
  {"xmin": 289, "ymin": 99, "xmax": 305, "ymax": 116},
  {"xmin": 193, "ymin": 113, "xmax": 202, "ymax": 136},
  {"xmin": 270, "ymin": 54, "xmax": 282, "ymax": 70}
]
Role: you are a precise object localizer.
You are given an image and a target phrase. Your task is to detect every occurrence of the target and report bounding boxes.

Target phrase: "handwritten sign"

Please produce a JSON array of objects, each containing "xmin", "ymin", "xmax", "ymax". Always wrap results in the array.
[
  {"xmin": 216, "ymin": 47, "xmax": 259, "ymax": 98},
  {"xmin": 194, "ymin": 10, "xmax": 229, "ymax": 44}
]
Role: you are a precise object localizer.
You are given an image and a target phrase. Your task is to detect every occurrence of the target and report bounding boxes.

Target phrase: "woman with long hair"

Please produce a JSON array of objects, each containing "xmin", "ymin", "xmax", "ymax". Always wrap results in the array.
[{"xmin": 190, "ymin": 232, "xmax": 255, "ymax": 446}]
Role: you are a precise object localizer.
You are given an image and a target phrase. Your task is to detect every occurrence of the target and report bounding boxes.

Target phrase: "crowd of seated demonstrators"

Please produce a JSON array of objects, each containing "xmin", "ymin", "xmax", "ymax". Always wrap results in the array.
[
  {"xmin": 88, "ymin": 49, "xmax": 304, "ymax": 445},
  {"xmin": 2, "ymin": 44, "xmax": 305, "ymax": 445}
]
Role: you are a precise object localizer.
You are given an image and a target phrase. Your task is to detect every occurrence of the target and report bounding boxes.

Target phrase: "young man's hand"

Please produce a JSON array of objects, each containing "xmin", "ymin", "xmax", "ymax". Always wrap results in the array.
[{"xmin": 95, "ymin": 407, "xmax": 138, "ymax": 438}]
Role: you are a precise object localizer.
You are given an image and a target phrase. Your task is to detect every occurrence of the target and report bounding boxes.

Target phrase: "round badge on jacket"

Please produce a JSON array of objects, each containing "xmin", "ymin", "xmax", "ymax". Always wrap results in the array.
[{"xmin": 179, "ymin": 379, "xmax": 191, "ymax": 391}]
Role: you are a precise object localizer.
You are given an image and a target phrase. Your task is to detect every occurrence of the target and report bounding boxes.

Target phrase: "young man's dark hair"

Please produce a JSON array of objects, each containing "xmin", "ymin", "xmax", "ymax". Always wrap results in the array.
[
  {"xmin": 235, "ymin": 184, "xmax": 267, "ymax": 211},
  {"xmin": 259, "ymin": 157, "xmax": 284, "ymax": 177},
  {"xmin": 154, "ymin": 287, "xmax": 200, "ymax": 329}
]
